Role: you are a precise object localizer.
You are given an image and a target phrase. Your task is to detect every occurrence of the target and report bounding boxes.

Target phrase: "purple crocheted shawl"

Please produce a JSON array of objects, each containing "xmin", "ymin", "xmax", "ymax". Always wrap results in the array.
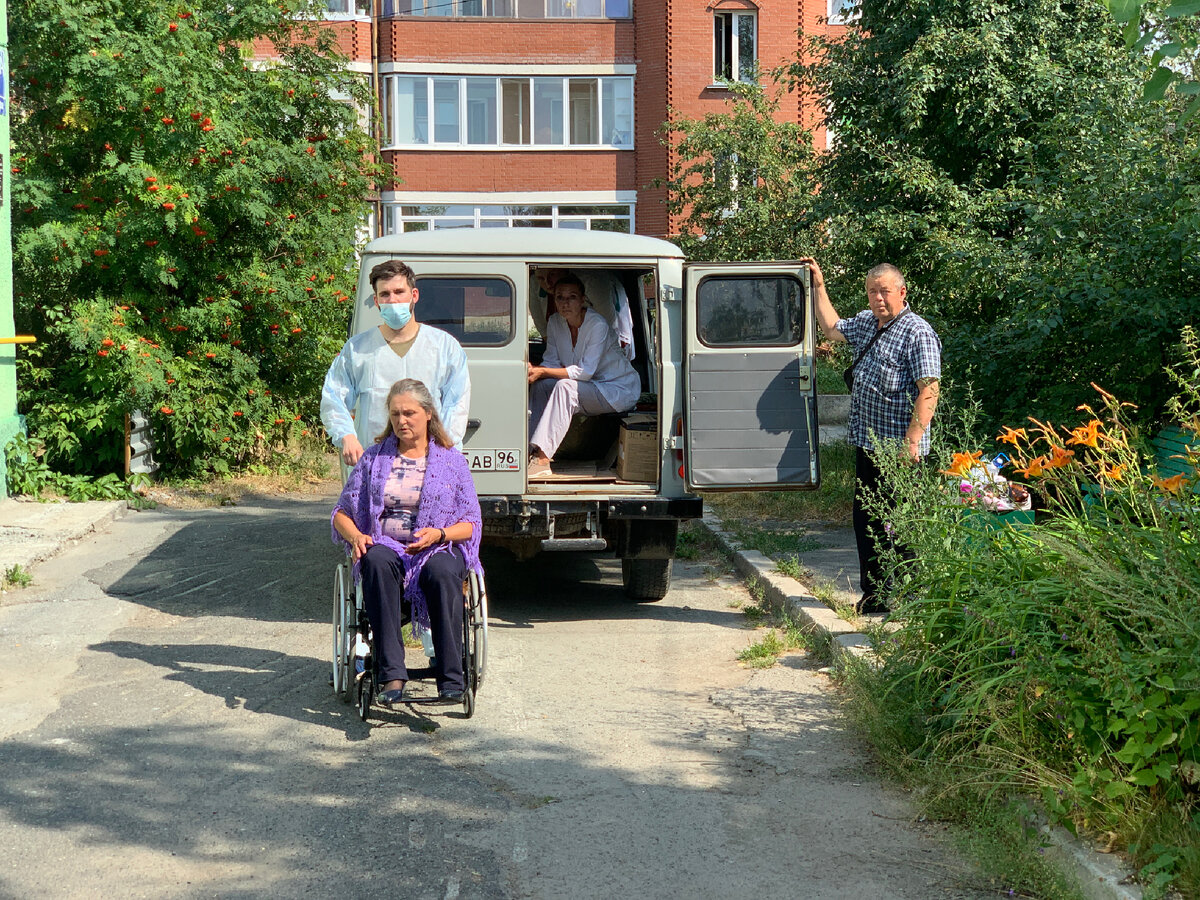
[{"xmin": 331, "ymin": 434, "xmax": 483, "ymax": 632}]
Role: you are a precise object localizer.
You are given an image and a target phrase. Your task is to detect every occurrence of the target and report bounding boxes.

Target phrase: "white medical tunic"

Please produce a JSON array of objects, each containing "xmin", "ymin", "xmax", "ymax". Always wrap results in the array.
[
  {"xmin": 320, "ymin": 325, "xmax": 471, "ymax": 449},
  {"xmin": 531, "ymin": 271, "xmax": 636, "ymax": 361},
  {"xmin": 543, "ymin": 309, "xmax": 640, "ymax": 411}
]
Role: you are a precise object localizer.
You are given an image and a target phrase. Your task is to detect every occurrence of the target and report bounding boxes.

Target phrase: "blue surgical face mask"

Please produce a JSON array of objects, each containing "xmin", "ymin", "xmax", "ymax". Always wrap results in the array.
[{"xmin": 377, "ymin": 300, "xmax": 412, "ymax": 330}]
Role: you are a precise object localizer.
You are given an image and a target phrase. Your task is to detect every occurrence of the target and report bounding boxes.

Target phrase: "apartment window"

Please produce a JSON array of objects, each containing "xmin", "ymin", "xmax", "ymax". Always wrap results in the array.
[
  {"xmin": 466, "ymin": 79, "xmax": 498, "ymax": 144},
  {"xmin": 382, "ymin": 0, "xmax": 631, "ymax": 16},
  {"xmin": 383, "ymin": 202, "xmax": 633, "ymax": 233},
  {"xmin": 827, "ymin": 0, "xmax": 858, "ymax": 24},
  {"xmin": 713, "ymin": 10, "xmax": 757, "ymax": 83},
  {"xmin": 325, "ymin": 0, "xmax": 370, "ymax": 13},
  {"xmin": 383, "ymin": 75, "xmax": 634, "ymax": 149}
]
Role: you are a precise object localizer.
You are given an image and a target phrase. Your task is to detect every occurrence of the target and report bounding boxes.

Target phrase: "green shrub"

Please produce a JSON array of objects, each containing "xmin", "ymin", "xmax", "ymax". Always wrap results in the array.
[
  {"xmin": 5, "ymin": 433, "xmax": 149, "ymax": 501},
  {"xmin": 857, "ymin": 346, "xmax": 1200, "ymax": 896},
  {"xmin": 9, "ymin": 0, "xmax": 379, "ymax": 478}
]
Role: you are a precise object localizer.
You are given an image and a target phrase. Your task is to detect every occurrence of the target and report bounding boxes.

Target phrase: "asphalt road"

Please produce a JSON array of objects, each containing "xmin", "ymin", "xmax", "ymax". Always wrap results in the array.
[{"xmin": 0, "ymin": 490, "xmax": 991, "ymax": 899}]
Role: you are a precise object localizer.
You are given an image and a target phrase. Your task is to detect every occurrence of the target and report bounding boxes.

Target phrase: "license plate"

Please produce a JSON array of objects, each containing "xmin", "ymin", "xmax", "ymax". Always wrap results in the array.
[{"xmin": 467, "ymin": 449, "xmax": 521, "ymax": 472}]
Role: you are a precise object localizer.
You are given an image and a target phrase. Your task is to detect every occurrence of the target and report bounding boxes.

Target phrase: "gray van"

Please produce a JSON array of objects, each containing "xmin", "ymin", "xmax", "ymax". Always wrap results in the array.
[{"xmin": 350, "ymin": 229, "xmax": 820, "ymax": 600}]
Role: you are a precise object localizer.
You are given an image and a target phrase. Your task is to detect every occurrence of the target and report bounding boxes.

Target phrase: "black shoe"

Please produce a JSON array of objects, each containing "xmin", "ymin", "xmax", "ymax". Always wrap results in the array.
[
  {"xmin": 436, "ymin": 689, "xmax": 465, "ymax": 705},
  {"xmin": 378, "ymin": 687, "xmax": 409, "ymax": 707},
  {"xmin": 857, "ymin": 596, "xmax": 888, "ymax": 616}
]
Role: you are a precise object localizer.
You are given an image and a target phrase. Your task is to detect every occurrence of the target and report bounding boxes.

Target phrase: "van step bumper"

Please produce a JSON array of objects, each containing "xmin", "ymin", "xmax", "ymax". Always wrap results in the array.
[
  {"xmin": 541, "ymin": 538, "xmax": 609, "ymax": 551},
  {"xmin": 605, "ymin": 497, "xmax": 702, "ymax": 519}
]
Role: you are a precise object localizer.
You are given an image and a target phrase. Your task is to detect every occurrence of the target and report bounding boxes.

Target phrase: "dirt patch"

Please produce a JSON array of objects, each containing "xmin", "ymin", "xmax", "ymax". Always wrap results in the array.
[{"xmin": 138, "ymin": 452, "xmax": 342, "ymax": 509}]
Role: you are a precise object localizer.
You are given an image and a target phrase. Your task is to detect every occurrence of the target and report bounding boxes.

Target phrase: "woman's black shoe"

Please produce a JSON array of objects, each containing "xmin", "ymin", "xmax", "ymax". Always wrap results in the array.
[{"xmin": 378, "ymin": 687, "xmax": 408, "ymax": 707}]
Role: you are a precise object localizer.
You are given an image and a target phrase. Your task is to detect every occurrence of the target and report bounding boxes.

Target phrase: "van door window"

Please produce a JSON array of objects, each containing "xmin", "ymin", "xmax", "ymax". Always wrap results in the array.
[
  {"xmin": 696, "ymin": 275, "xmax": 804, "ymax": 347},
  {"xmin": 414, "ymin": 277, "xmax": 514, "ymax": 346}
]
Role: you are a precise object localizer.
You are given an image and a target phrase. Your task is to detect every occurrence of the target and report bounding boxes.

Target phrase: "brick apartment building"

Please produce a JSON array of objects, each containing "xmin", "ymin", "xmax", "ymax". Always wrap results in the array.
[{"xmin": 265, "ymin": 0, "xmax": 850, "ymax": 241}]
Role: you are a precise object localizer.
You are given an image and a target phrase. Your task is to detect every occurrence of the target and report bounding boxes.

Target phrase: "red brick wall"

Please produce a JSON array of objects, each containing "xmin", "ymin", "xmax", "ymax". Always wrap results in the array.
[
  {"xmin": 380, "ymin": 19, "xmax": 635, "ymax": 64},
  {"xmin": 633, "ymin": 0, "xmax": 669, "ymax": 238},
  {"xmin": 250, "ymin": 9, "xmax": 846, "ymax": 244},
  {"xmin": 383, "ymin": 150, "xmax": 636, "ymax": 192},
  {"xmin": 251, "ymin": 20, "xmax": 373, "ymax": 65},
  {"xmin": 635, "ymin": 0, "xmax": 842, "ymax": 238}
]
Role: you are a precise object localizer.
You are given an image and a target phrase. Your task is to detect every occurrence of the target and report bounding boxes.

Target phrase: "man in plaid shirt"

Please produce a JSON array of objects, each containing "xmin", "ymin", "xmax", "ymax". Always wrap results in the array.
[{"xmin": 803, "ymin": 258, "xmax": 942, "ymax": 615}]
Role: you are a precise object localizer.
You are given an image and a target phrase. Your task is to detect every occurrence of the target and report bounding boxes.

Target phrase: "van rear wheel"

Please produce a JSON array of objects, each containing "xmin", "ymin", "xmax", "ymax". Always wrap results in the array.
[{"xmin": 621, "ymin": 558, "xmax": 671, "ymax": 602}]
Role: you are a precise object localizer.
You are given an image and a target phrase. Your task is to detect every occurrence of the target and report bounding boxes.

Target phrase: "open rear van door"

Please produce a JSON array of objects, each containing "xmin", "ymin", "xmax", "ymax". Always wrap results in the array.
[{"xmin": 682, "ymin": 263, "xmax": 819, "ymax": 491}]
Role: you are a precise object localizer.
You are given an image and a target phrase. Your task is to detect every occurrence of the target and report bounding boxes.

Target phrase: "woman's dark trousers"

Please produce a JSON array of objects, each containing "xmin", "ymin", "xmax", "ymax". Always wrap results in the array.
[{"xmin": 360, "ymin": 543, "xmax": 466, "ymax": 692}]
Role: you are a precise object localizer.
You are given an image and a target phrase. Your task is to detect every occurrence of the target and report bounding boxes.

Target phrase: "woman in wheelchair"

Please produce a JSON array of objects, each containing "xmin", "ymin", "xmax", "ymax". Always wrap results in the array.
[{"xmin": 332, "ymin": 378, "xmax": 482, "ymax": 708}]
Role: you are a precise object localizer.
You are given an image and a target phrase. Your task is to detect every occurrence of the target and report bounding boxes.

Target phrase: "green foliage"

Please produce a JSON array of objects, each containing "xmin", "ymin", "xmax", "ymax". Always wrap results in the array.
[
  {"xmin": 856, "ymin": 348, "xmax": 1200, "ymax": 896},
  {"xmin": 5, "ymin": 433, "xmax": 149, "ymax": 501},
  {"xmin": 658, "ymin": 78, "xmax": 818, "ymax": 262},
  {"xmin": 788, "ymin": 0, "xmax": 1200, "ymax": 431},
  {"xmin": 738, "ymin": 628, "xmax": 786, "ymax": 667},
  {"xmin": 3, "ymin": 565, "xmax": 35, "ymax": 590},
  {"xmin": 1102, "ymin": 0, "xmax": 1200, "ymax": 125},
  {"xmin": 9, "ymin": 0, "xmax": 380, "ymax": 476}
]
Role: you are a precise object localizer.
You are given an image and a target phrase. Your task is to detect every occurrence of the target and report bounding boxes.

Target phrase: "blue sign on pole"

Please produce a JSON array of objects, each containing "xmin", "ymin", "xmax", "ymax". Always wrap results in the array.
[{"xmin": 0, "ymin": 48, "xmax": 7, "ymax": 117}]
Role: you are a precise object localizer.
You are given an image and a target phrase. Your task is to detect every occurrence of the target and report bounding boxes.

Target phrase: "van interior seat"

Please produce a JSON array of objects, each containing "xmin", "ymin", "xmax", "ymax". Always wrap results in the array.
[{"xmin": 553, "ymin": 411, "xmax": 624, "ymax": 462}]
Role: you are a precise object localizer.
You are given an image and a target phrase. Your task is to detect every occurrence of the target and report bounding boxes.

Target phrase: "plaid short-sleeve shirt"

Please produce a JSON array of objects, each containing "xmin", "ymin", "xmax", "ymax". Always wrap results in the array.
[{"xmin": 837, "ymin": 307, "xmax": 942, "ymax": 455}]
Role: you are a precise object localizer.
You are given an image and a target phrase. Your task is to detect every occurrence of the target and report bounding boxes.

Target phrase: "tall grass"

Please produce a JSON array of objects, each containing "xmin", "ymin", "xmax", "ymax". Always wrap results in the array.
[{"xmin": 848, "ymin": 333, "xmax": 1200, "ymax": 898}]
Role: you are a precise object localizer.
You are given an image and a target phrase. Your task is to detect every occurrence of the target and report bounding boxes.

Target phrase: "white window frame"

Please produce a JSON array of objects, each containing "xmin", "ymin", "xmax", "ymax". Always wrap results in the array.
[
  {"xmin": 323, "ymin": 0, "xmax": 372, "ymax": 18},
  {"xmin": 827, "ymin": 0, "xmax": 859, "ymax": 25},
  {"xmin": 712, "ymin": 10, "xmax": 757, "ymax": 86},
  {"xmin": 381, "ymin": 74, "xmax": 635, "ymax": 150},
  {"xmin": 378, "ymin": 192, "xmax": 636, "ymax": 236},
  {"xmin": 381, "ymin": 0, "xmax": 632, "ymax": 18}
]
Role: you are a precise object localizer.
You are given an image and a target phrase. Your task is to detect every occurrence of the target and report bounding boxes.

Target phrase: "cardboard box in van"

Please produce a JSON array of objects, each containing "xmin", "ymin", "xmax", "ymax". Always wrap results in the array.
[{"xmin": 617, "ymin": 419, "xmax": 657, "ymax": 482}]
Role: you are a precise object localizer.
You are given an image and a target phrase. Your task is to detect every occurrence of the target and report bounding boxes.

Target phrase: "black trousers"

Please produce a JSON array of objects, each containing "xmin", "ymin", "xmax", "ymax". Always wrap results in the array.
[
  {"xmin": 360, "ymin": 543, "xmax": 466, "ymax": 691},
  {"xmin": 852, "ymin": 447, "xmax": 915, "ymax": 604}
]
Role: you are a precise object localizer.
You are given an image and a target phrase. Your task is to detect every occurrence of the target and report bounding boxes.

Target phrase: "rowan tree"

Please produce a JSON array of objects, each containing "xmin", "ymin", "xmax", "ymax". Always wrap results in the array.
[{"xmin": 9, "ymin": 0, "xmax": 379, "ymax": 475}]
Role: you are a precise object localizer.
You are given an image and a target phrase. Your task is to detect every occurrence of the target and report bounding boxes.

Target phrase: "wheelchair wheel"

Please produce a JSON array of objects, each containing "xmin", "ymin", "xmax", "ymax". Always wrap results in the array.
[
  {"xmin": 332, "ymin": 564, "xmax": 354, "ymax": 701},
  {"xmin": 467, "ymin": 569, "xmax": 489, "ymax": 693},
  {"xmin": 357, "ymin": 666, "xmax": 374, "ymax": 722},
  {"xmin": 462, "ymin": 685, "xmax": 475, "ymax": 719}
]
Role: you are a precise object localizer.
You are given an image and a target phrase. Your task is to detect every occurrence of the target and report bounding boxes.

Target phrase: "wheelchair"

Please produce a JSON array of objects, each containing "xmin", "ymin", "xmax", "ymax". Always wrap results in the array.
[{"xmin": 332, "ymin": 560, "xmax": 488, "ymax": 721}]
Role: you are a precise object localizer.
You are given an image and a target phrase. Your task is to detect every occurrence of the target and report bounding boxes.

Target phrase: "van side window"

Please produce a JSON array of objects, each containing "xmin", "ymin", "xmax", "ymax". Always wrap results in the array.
[
  {"xmin": 414, "ymin": 277, "xmax": 513, "ymax": 346},
  {"xmin": 696, "ymin": 275, "xmax": 804, "ymax": 348}
]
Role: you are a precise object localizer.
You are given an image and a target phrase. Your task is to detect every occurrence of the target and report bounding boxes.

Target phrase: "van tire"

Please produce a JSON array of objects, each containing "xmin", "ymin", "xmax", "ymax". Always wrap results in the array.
[{"xmin": 621, "ymin": 558, "xmax": 671, "ymax": 602}]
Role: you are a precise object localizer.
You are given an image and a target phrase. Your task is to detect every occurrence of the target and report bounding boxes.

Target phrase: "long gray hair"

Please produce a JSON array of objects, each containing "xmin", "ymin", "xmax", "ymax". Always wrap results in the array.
[{"xmin": 375, "ymin": 378, "xmax": 452, "ymax": 449}]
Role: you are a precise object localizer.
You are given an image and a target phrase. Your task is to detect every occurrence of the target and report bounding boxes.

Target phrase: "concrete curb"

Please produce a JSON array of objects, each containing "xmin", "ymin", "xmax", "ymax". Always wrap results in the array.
[
  {"xmin": 700, "ymin": 511, "xmax": 870, "ymax": 668},
  {"xmin": 696, "ymin": 511, "xmax": 1145, "ymax": 900},
  {"xmin": 0, "ymin": 498, "xmax": 129, "ymax": 578}
]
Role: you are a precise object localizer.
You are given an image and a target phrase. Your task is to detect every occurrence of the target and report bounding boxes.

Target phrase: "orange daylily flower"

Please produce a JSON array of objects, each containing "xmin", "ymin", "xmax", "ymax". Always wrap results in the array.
[
  {"xmin": 1067, "ymin": 420, "xmax": 1102, "ymax": 449},
  {"xmin": 942, "ymin": 450, "xmax": 983, "ymax": 479},
  {"xmin": 1016, "ymin": 456, "xmax": 1048, "ymax": 478},
  {"xmin": 997, "ymin": 427, "xmax": 1027, "ymax": 445},
  {"xmin": 1097, "ymin": 463, "xmax": 1124, "ymax": 481},
  {"xmin": 1044, "ymin": 446, "xmax": 1075, "ymax": 469},
  {"xmin": 1152, "ymin": 473, "xmax": 1187, "ymax": 495}
]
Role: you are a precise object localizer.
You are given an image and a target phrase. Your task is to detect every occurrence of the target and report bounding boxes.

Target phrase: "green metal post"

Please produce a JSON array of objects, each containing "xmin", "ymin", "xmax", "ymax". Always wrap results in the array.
[{"xmin": 0, "ymin": 0, "xmax": 21, "ymax": 497}]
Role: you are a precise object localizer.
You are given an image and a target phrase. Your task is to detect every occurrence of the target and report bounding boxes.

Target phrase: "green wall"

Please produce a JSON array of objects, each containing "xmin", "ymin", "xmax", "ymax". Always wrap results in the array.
[{"xmin": 0, "ymin": 0, "xmax": 21, "ymax": 498}]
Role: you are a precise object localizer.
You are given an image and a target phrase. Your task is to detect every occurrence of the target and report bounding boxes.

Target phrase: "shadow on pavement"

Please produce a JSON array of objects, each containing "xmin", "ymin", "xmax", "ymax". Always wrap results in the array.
[{"xmin": 93, "ymin": 497, "xmax": 747, "ymax": 631}]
